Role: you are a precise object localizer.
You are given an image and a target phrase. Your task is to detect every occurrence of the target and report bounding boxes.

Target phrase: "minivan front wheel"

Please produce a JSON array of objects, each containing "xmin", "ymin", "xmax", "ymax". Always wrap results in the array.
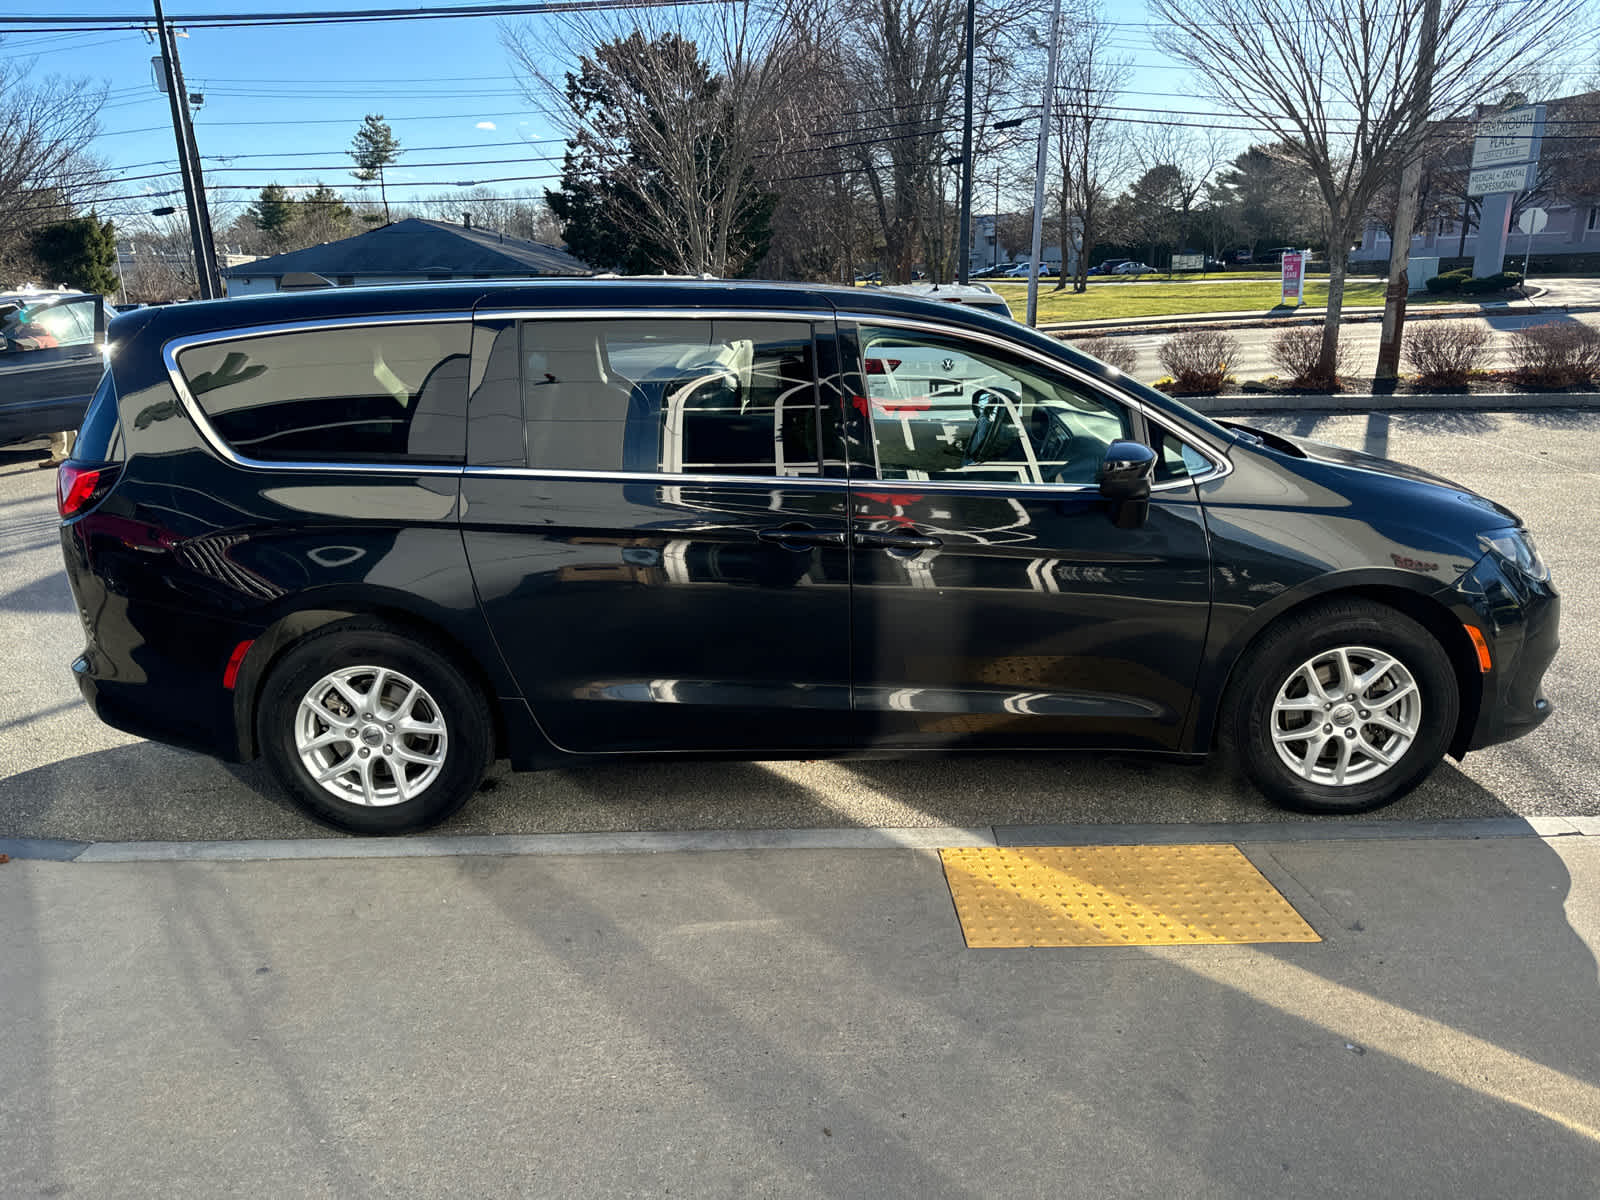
[
  {"xmin": 1224, "ymin": 600, "xmax": 1458, "ymax": 814},
  {"xmin": 258, "ymin": 622, "xmax": 490, "ymax": 834}
]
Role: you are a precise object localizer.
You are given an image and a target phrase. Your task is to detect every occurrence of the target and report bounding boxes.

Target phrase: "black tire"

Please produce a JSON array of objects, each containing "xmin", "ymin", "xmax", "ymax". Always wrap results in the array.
[
  {"xmin": 257, "ymin": 620, "xmax": 491, "ymax": 834},
  {"xmin": 1221, "ymin": 599, "xmax": 1459, "ymax": 814}
]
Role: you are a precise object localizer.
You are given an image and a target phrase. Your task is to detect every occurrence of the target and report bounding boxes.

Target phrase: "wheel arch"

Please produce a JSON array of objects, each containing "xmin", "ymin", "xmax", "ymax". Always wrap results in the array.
[
  {"xmin": 229, "ymin": 601, "xmax": 511, "ymax": 763},
  {"xmin": 1193, "ymin": 579, "xmax": 1483, "ymax": 759}
]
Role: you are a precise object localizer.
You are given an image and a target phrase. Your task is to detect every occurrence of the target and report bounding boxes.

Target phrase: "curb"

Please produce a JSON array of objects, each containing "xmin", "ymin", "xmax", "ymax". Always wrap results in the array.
[{"xmin": 3, "ymin": 816, "xmax": 1594, "ymax": 864}]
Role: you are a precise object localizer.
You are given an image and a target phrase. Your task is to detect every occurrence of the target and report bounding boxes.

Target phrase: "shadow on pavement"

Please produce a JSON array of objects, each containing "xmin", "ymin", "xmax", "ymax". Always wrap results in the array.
[
  {"xmin": 0, "ymin": 730, "xmax": 1555, "ymax": 844},
  {"xmin": 438, "ymin": 827, "xmax": 1599, "ymax": 1193}
]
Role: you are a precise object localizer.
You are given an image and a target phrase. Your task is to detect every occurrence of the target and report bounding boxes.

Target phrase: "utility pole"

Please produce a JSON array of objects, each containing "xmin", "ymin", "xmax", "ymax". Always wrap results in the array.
[
  {"xmin": 956, "ymin": 0, "xmax": 975, "ymax": 285},
  {"xmin": 1374, "ymin": 0, "xmax": 1442, "ymax": 383},
  {"xmin": 152, "ymin": 0, "xmax": 220, "ymax": 299},
  {"xmin": 1025, "ymin": 0, "xmax": 1063, "ymax": 327}
]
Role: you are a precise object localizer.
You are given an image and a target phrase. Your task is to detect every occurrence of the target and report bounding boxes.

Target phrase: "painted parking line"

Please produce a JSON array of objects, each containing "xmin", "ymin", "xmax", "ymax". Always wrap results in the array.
[{"xmin": 940, "ymin": 844, "xmax": 1321, "ymax": 949}]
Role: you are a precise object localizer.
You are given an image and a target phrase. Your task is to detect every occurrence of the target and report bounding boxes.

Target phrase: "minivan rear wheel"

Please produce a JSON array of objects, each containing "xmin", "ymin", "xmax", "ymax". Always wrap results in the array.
[
  {"xmin": 258, "ymin": 621, "xmax": 490, "ymax": 834},
  {"xmin": 1223, "ymin": 600, "xmax": 1458, "ymax": 814}
]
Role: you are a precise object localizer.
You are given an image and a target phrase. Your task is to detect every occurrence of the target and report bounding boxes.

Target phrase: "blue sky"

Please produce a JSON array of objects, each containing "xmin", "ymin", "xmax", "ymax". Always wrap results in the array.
[
  {"xmin": 2, "ymin": 2, "xmax": 588, "ymax": 220},
  {"xmin": 0, "ymin": 1, "xmax": 1217, "ymax": 229},
  {"xmin": 12, "ymin": 1, "xmax": 1591, "ymax": 233}
]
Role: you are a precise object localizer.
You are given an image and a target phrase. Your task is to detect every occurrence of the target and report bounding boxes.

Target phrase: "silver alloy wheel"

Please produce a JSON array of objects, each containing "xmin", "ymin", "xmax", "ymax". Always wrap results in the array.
[
  {"xmin": 294, "ymin": 665, "xmax": 449, "ymax": 807},
  {"xmin": 1269, "ymin": 645, "xmax": 1422, "ymax": 787}
]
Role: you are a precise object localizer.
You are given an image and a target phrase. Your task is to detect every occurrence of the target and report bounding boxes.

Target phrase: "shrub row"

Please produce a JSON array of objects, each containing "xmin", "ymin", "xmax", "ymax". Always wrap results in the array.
[
  {"xmin": 1090, "ymin": 318, "xmax": 1596, "ymax": 395},
  {"xmin": 1399, "ymin": 320, "xmax": 1598, "ymax": 390},
  {"xmin": 1424, "ymin": 269, "xmax": 1523, "ymax": 295}
]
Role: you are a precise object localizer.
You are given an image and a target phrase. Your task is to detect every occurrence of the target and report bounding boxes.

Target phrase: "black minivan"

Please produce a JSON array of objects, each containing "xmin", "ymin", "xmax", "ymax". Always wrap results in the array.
[{"xmin": 59, "ymin": 280, "xmax": 1558, "ymax": 833}]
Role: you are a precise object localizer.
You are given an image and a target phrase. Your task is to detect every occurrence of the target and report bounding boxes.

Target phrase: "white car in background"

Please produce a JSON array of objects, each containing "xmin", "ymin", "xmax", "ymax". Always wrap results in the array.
[{"xmin": 877, "ymin": 282, "xmax": 1013, "ymax": 320}]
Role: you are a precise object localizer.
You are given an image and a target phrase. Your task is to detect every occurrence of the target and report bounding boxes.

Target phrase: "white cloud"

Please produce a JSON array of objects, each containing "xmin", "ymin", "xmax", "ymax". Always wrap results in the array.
[{"xmin": 476, "ymin": 121, "xmax": 497, "ymax": 131}]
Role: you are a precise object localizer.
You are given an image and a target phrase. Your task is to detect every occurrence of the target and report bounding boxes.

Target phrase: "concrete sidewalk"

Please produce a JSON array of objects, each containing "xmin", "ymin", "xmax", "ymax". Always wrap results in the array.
[{"xmin": 4, "ymin": 822, "xmax": 1597, "ymax": 1197}]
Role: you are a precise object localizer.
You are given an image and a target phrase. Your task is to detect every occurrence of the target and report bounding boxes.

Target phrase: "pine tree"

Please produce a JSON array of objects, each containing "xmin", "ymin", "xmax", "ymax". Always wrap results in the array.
[
  {"xmin": 29, "ymin": 212, "xmax": 119, "ymax": 295},
  {"xmin": 247, "ymin": 183, "xmax": 297, "ymax": 246},
  {"xmin": 349, "ymin": 114, "xmax": 402, "ymax": 223}
]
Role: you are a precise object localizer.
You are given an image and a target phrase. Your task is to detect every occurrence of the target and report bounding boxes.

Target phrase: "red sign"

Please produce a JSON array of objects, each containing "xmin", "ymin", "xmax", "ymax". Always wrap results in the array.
[{"xmin": 1281, "ymin": 251, "xmax": 1306, "ymax": 306}]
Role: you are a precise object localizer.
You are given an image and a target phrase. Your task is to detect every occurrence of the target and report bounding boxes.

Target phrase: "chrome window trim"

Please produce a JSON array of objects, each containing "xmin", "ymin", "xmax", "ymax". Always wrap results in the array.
[
  {"xmin": 462, "ymin": 466, "xmax": 851, "ymax": 489},
  {"xmin": 836, "ymin": 310, "xmax": 1234, "ymax": 488},
  {"xmin": 162, "ymin": 313, "xmax": 473, "ymax": 475},
  {"xmin": 158, "ymin": 304, "xmax": 1230, "ymax": 493},
  {"xmin": 474, "ymin": 307, "xmax": 834, "ymax": 323}
]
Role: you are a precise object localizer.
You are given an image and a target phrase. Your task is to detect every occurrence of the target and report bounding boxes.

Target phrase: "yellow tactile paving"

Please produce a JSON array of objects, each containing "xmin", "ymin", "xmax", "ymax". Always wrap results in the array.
[{"xmin": 940, "ymin": 844, "xmax": 1322, "ymax": 948}]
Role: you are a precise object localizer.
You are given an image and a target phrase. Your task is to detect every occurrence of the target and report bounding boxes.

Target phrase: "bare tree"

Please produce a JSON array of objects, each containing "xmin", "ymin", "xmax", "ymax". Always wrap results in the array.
[
  {"xmin": 413, "ymin": 187, "xmax": 562, "ymax": 242},
  {"xmin": 1136, "ymin": 124, "xmax": 1233, "ymax": 252},
  {"xmin": 506, "ymin": 0, "xmax": 825, "ymax": 276},
  {"xmin": 1151, "ymin": 0, "xmax": 1585, "ymax": 382},
  {"xmin": 1052, "ymin": 8, "xmax": 1134, "ymax": 292},
  {"xmin": 832, "ymin": 0, "xmax": 1027, "ymax": 282},
  {"xmin": 0, "ymin": 53, "xmax": 108, "ymax": 279}
]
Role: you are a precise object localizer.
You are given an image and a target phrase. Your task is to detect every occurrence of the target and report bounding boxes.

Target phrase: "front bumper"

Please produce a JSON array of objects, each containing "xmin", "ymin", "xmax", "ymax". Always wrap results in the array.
[{"xmin": 1443, "ymin": 553, "xmax": 1559, "ymax": 752}]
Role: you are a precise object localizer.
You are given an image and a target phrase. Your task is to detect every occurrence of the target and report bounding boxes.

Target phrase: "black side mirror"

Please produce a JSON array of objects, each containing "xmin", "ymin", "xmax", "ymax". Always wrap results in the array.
[{"xmin": 1097, "ymin": 440, "xmax": 1157, "ymax": 529}]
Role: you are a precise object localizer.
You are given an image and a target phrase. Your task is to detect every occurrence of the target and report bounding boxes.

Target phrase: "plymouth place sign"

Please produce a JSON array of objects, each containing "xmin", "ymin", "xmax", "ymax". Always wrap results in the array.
[{"xmin": 1467, "ymin": 103, "xmax": 1545, "ymax": 277}]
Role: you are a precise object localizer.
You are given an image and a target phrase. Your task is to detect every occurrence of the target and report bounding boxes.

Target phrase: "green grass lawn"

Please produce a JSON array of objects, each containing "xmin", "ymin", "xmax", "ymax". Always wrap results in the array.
[{"xmin": 986, "ymin": 279, "xmax": 1421, "ymax": 323}]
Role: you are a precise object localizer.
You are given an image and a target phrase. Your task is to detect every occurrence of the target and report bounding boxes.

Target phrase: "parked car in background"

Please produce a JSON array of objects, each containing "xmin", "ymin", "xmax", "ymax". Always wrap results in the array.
[
  {"xmin": 1113, "ymin": 261, "xmax": 1155, "ymax": 275},
  {"xmin": 1086, "ymin": 260, "xmax": 1129, "ymax": 276},
  {"xmin": 58, "ymin": 279, "xmax": 1558, "ymax": 834},
  {"xmin": 0, "ymin": 289, "xmax": 107, "ymax": 450},
  {"xmin": 879, "ymin": 282, "xmax": 1013, "ymax": 319}
]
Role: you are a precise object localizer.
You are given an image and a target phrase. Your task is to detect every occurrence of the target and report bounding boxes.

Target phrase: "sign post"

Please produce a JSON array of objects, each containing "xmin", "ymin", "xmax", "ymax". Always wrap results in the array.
[
  {"xmin": 1517, "ymin": 205, "xmax": 1548, "ymax": 280},
  {"xmin": 1280, "ymin": 251, "xmax": 1306, "ymax": 307}
]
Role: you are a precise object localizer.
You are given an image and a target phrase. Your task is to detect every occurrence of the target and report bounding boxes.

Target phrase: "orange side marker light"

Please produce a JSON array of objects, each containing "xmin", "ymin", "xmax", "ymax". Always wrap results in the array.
[{"xmin": 1464, "ymin": 625, "xmax": 1492, "ymax": 673}]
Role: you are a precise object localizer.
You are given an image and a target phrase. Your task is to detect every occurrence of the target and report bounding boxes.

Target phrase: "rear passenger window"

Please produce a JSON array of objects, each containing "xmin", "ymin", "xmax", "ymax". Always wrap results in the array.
[
  {"xmin": 508, "ymin": 318, "xmax": 824, "ymax": 476},
  {"xmin": 175, "ymin": 322, "xmax": 469, "ymax": 463}
]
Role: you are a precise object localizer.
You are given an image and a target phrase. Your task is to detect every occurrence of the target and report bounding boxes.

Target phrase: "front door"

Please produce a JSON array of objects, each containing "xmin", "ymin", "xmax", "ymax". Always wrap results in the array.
[
  {"xmin": 840, "ymin": 320, "xmax": 1214, "ymax": 751},
  {"xmin": 460, "ymin": 312, "xmax": 854, "ymax": 754}
]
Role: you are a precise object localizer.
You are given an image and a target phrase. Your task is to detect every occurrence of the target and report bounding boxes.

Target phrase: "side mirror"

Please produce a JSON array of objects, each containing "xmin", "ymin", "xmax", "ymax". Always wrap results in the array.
[
  {"xmin": 1098, "ymin": 440, "xmax": 1156, "ymax": 501},
  {"xmin": 1097, "ymin": 440, "xmax": 1156, "ymax": 529}
]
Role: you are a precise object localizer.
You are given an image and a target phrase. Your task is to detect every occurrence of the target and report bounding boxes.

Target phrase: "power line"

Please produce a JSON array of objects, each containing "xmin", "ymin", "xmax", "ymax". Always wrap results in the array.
[{"xmin": 0, "ymin": 0, "xmax": 721, "ymax": 34}]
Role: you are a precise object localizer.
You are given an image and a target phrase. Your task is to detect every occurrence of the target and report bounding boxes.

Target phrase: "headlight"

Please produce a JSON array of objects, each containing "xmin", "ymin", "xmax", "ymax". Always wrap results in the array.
[{"xmin": 1480, "ymin": 529, "xmax": 1550, "ymax": 582}]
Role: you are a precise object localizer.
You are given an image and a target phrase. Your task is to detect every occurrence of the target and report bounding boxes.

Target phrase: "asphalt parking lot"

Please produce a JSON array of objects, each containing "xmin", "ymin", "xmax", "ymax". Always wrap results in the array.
[{"xmin": 2, "ymin": 408, "xmax": 1597, "ymax": 844}]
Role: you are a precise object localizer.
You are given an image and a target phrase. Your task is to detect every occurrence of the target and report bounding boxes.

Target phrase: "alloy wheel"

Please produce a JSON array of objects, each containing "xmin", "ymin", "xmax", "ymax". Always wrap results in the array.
[
  {"xmin": 294, "ymin": 665, "xmax": 449, "ymax": 806},
  {"xmin": 1269, "ymin": 645, "xmax": 1422, "ymax": 787}
]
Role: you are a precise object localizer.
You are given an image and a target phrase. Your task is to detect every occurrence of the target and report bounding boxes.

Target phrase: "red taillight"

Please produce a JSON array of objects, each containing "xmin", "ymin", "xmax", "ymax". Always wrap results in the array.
[{"xmin": 56, "ymin": 463, "xmax": 106, "ymax": 518}]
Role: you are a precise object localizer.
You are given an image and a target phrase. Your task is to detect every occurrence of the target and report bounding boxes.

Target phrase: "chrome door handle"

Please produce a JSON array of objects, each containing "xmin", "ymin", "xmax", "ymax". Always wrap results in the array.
[
  {"xmin": 757, "ymin": 524, "xmax": 847, "ymax": 551},
  {"xmin": 854, "ymin": 530, "xmax": 942, "ymax": 551}
]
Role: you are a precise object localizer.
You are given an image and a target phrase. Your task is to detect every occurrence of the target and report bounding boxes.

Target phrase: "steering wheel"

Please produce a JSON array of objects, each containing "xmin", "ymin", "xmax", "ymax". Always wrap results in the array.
[{"xmin": 963, "ymin": 386, "xmax": 1020, "ymax": 467}]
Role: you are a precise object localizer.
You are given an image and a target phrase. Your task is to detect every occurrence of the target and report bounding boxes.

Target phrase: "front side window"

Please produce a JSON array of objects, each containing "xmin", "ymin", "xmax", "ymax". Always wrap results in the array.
[
  {"xmin": 516, "ymin": 318, "xmax": 824, "ymax": 476},
  {"xmin": 850, "ymin": 324, "xmax": 1131, "ymax": 486},
  {"xmin": 176, "ymin": 321, "xmax": 470, "ymax": 463},
  {"xmin": 2, "ymin": 296, "xmax": 97, "ymax": 355}
]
